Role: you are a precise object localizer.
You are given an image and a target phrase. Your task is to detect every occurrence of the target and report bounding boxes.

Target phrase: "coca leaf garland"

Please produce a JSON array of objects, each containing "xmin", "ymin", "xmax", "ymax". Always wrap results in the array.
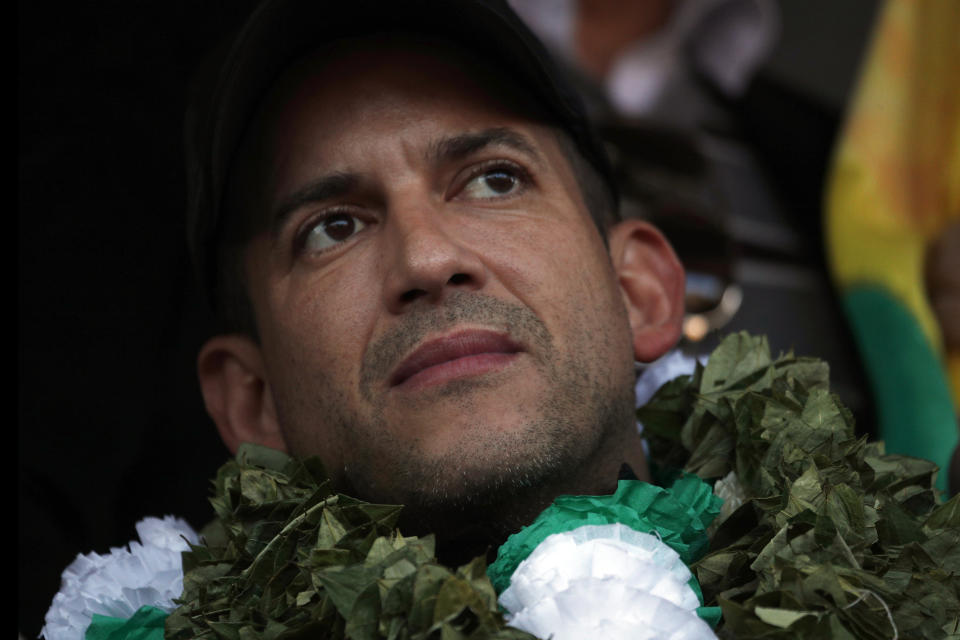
[
  {"xmin": 166, "ymin": 445, "xmax": 533, "ymax": 640},
  {"xmin": 639, "ymin": 332, "xmax": 960, "ymax": 638},
  {"xmin": 167, "ymin": 332, "xmax": 959, "ymax": 639}
]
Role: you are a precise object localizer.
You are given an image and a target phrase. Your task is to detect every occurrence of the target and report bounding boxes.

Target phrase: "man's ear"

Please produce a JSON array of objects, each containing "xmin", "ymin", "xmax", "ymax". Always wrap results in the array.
[
  {"xmin": 197, "ymin": 334, "xmax": 287, "ymax": 455},
  {"xmin": 608, "ymin": 219, "xmax": 686, "ymax": 362}
]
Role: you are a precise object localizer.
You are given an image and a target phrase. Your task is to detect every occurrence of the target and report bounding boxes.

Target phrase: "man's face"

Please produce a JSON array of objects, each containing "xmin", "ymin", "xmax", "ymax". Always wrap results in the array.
[{"xmin": 235, "ymin": 41, "xmax": 638, "ymax": 511}]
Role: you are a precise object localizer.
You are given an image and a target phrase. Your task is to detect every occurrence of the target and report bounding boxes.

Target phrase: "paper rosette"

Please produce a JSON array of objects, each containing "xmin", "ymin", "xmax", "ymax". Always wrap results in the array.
[
  {"xmin": 488, "ymin": 474, "xmax": 721, "ymax": 593},
  {"xmin": 499, "ymin": 524, "xmax": 717, "ymax": 639},
  {"xmin": 489, "ymin": 475, "xmax": 723, "ymax": 638},
  {"xmin": 41, "ymin": 516, "xmax": 199, "ymax": 640},
  {"xmin": 507, "ymin": 580, "xmax": 714, "ymax": 640}
]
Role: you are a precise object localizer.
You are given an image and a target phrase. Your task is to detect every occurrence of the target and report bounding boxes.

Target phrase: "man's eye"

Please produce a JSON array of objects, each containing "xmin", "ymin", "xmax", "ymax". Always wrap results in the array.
[
  {"xmin": 302, "ymin": 213, "xmax": 367, "ymax": 253},
  {"xmin": 461, "ymin": 166, "xmax": 524, "ymax": 199}
]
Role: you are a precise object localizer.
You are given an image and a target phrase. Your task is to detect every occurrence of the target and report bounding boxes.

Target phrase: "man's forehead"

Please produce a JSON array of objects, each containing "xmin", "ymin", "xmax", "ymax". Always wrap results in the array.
[{"xmin": 230, "ymin": 36, "xmax": 566, "ymax": 235}]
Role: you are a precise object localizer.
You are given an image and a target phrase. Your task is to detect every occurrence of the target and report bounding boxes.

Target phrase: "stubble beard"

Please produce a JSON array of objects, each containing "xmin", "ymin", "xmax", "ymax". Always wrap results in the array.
[{"xmin": 334, "ymin": 292, "xmax": 637, "ymax": 555}]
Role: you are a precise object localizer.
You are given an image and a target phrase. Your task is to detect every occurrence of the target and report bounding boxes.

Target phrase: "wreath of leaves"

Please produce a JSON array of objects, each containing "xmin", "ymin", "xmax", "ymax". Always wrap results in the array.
[
  {"xmin": 167, "ymin": 332, "xmax": 960, "ymax": 639},
  {"xmin": 640, "ymin": 333, "xmax": 960, "ymax": 638},
  {"xmin": 165, "ymin": 445, "xmax": 533, "ymax": 640}
]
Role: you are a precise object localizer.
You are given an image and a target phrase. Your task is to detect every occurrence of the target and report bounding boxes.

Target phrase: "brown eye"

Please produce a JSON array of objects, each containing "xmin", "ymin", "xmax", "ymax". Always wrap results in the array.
[
  {"xmin": 462, "ymin": 166, "xmax": 523, "ymax": 199},
  {"xmin": 303, "ymin": 213, "xmax": 367, "ymax": 253},
  {"xmin": 482, "ymin": 172, "xmax": 517, "ymax": 193}
]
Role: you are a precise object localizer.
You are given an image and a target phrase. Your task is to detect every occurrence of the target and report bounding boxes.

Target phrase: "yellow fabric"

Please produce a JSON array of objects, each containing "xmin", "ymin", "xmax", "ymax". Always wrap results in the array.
[{"xmin": 825, "ymin": 0, "xmax": 960, "ymax": 356}]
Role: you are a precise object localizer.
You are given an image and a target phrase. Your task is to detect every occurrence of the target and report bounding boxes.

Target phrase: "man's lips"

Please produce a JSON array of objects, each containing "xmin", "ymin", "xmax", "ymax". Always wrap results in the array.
[{"xmin": 389, "ymin": 330, "xmax": 523, "ymax": 390}]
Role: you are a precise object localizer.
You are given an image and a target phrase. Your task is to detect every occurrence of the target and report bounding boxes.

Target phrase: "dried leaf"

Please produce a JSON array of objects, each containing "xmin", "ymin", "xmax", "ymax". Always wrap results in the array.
[
  {"xmin": 167, "ymin": 444, "xmax": 533, "ymax": 640},
  {"xmin": 642, "ymin": 332, "xmax": 960, "ymax": 638}
]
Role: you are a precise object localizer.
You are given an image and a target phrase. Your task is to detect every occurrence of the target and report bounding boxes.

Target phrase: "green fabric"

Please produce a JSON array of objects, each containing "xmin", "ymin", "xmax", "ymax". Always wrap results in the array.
[
  {"xmin": 85, "ymin": 606, "xmax": 167, "ymax": 640},
  {"xmin": 843, "ymin": 285, "xmax": 958, "ymax": 493}
]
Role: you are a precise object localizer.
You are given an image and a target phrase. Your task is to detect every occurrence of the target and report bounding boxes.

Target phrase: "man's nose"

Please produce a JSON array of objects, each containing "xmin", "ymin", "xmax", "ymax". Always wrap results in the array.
[{"xmin": 381, "ymin": 199, "xmax": 487, "ymax": 312}]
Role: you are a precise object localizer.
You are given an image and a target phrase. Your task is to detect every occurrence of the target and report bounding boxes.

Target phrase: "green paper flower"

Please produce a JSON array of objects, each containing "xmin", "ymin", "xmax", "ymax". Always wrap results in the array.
[{"xmin": 488, "ymin": 474, "xmax": 722, "ymax": 595}]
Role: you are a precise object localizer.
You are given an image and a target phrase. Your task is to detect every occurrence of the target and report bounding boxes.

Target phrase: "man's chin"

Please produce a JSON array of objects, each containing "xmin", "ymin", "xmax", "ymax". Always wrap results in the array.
[
  {"xmin": 340, "ymin": 349, "xmax": 638, "ymax": 552},
  {"xmin": 344, "ymin": 415, "xmax": 609, "ymax": 542},
  {"xmin": 387, "ymin": 459, "xmax": 572, "ymax": 565},
  {"xmin": 353, "ymin": 444, "xmax": 566, "ymax": 509}
]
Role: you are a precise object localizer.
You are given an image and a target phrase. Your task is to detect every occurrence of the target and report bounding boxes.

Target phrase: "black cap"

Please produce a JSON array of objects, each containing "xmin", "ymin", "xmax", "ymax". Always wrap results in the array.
[{"xmin": 185, "ymin": 0, "xmax": 617, "ymax": 310}]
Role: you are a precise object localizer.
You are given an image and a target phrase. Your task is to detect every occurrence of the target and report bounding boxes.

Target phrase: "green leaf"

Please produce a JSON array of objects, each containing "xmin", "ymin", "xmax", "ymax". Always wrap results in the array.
[
  {"xmin": 925, "ymin": 493, "xmax": 960, "ymax": 529},
  {"xmin": 699, "ymin": 332, "xmax": 772, "ymax": 394},
  {"xmin": 753, "ymin": 606, "xmax": 816, "ymax": 628},
  {"xmin": 236, "ymin": 442, "xmax": 293, "ymax": 470}
]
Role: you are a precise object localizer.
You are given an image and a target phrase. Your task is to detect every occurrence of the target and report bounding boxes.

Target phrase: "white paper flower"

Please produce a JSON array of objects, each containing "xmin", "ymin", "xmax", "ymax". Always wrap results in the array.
[
  {"xmin": 500, "ymin": 524, "xmax": 716, "ymax": 640},
  {"xmin": 41, "ymin": 515, "xmax": 199, "ymax": 640}
]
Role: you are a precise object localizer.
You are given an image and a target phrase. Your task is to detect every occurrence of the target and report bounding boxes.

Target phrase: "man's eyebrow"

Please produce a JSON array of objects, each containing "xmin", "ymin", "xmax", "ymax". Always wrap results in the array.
[
  {"xmin": 270, "ymin": 172, "xmax": 358, "ymax": 234},
  {"xmin": 268, "ymin": 129, "xmax": 540, "ymax": 232},
  {"xmin": 428, "ymin": 128, "xmax": 542, "ymax": 166}
]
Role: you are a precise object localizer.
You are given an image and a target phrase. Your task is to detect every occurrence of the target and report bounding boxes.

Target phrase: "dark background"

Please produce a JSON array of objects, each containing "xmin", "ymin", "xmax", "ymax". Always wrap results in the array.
[
  {"xmin": 19, "ymin": 1, "xmax": 879, "ymax": 636},
  {"xmin": 19, "ymin": 2, "xmax": 259, "ymax": 634}
]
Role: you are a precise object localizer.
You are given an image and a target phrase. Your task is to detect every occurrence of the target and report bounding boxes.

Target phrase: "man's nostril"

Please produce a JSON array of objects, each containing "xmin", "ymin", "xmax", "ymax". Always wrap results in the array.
[
  {"xmin": 401, "ymin": 289, "xmax": 426, "ymax": 303},
  {"xmin": 448, "ymin": 273, "xmax": 470, "ymax": 285}
]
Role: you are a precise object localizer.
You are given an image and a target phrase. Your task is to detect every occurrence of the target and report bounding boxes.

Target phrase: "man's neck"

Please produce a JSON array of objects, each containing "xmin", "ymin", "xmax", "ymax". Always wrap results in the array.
[{"xmin": 404, "ymin": 430, "xmax": 650, "ymax": 567}]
